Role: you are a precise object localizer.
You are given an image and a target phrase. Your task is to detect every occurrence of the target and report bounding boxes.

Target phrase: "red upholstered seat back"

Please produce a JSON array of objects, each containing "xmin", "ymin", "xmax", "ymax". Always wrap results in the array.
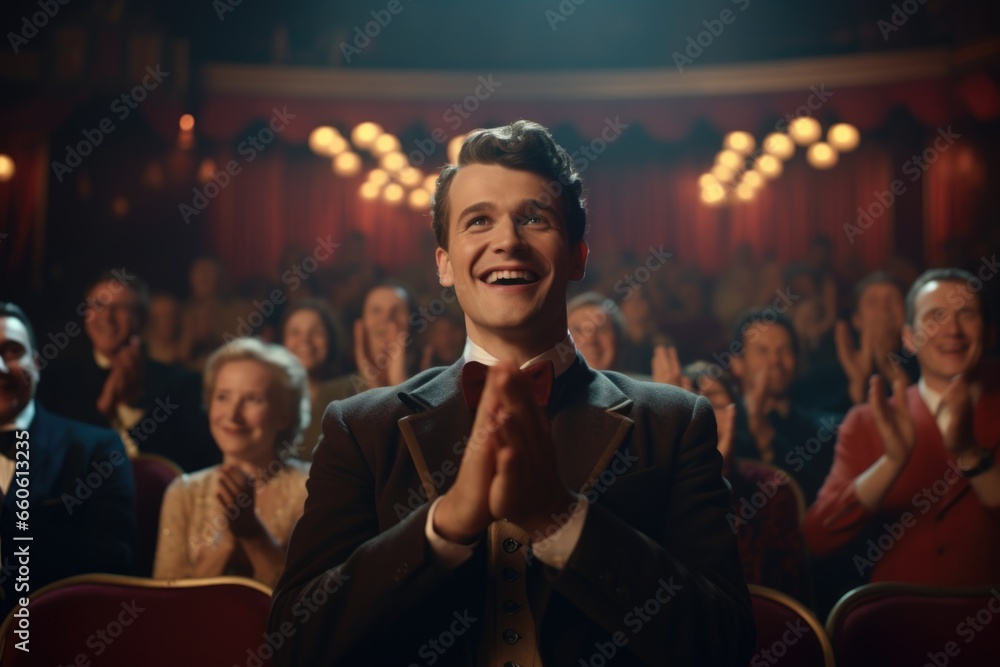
[
  {"xmin": 828, "ymin": 585, "xmax": 1000, "ymax": 667},
  {"xmin": 749, "ymin": 585, "xmax": 834, "ymax": 667},
  {"xmin": 0, "ymin": 576, "xmax": 273, "ymax": 667},
  {"xmin": 132, "ymin": 454, "xmax": 183, "ymax": 576}
]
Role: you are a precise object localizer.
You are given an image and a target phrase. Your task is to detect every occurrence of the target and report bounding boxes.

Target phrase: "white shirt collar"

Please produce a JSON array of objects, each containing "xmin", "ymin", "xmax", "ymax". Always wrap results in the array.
[
  {"xmin": 462, "ymin": 332, "xmax": 578, "ymax": 378},
  {"xmin": 917, "ymin": 376, "xmax": 981, "ymax": 434},
  {"xmin": 0, "ymin": 399, "xmax": 35, "ymax": 432}
]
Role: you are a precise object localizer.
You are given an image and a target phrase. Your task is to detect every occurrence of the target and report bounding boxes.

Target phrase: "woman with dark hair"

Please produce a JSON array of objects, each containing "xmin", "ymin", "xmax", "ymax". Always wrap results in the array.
[{"xmin": 280, "ymin": 298, "xmax": 344, "ymax": 459}]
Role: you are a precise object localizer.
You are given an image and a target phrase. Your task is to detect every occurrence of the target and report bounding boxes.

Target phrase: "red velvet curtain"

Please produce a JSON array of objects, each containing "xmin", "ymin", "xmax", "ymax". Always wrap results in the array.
[
  {"xmin": 200, "ymin": 141, "xmax": 897, "ymax": 283},
  {"xmin": 923, "ymin": 139, "xmax": 986, "ymax": 266}
]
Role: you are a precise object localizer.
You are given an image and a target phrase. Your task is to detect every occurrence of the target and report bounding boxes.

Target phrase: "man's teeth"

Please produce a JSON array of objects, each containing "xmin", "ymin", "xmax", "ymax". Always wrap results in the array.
[{"xmin": 485, "ymin": 270, "xmax": 539, "ymax": 284}]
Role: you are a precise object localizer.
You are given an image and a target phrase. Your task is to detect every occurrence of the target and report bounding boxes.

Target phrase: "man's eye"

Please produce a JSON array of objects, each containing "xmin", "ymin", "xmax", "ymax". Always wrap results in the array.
[{"xmin": 468, "ymin": 217, "xmax": 489, "ymax": 227}]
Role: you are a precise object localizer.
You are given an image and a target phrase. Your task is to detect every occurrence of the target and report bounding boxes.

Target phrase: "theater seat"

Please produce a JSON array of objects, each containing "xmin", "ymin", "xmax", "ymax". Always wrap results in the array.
[
  {"xmin": 827, "ymin": 583, "xmax": 1000, "ymax": 667},
  {"xmin": 0, "ymin": 574, "xmax": 274, "ymax": 667},
  {"xmin": 132, "ymin": 453, "xmax": 184, "ymax": 576},
  {"xmin": 748, "ymin": 584, "xmax": 834, "ymax": 667}
]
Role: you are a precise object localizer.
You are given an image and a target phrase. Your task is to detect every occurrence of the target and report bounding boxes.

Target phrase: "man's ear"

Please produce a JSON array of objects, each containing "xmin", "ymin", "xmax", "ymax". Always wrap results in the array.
[
  {"xmin": 435, "ymin": 247, "xmax": 454, "ymax": 288},
  {"xmin": 570, "ymin": 241, "xmax": 589, "ymax": 281}
]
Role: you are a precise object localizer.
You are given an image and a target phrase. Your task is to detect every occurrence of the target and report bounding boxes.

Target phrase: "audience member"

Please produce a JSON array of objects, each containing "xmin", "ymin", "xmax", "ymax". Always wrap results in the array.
[
  {"xmin": 145, "ymin": 291, "xmax": 182, "ymax": 365},
  {"xmin": 153, "ymin": 338, "xmax": 310, "ymax": 587},
  {"xmin": 616, "ymin": 288, "xmax": 662, "ymax": 374},
  {"xmin": 730, "ymin": 309, "xmax": 837, "ymax": 504},
  {"xmin": 269, "ymin": 120, "xmax": 754, "ymax": 665},
  {"xmin": 179, "ymin": 257, "xmax": 240, "ymax": 371},
  {"xmin": 566, "ymin": 291, "xmax": 623, "ymax": 371},
  {"xmin": 280, "ymin": 298, "xmax": 344, "ymax": 459},
  {"xmin": 37, "ymin": 271, "xmax": 218, "ymax": 472},
  {"xmin": 0, "ymin": 302, "xmax": 135, "ymax": 616},
  {"xmin": 418, "ymin": 309, "xmax": 467, "ymax": 371},
  {"xmin": 683, "ymin": 360, "xmax": 811, "ymax": 601},
  {"xmin": 348, "ymin": 283, "xmax": 418, "ymax": 391},
  {"xmin": 804, "ymin": 268, "xmax": 1000, "ymax": 590}
]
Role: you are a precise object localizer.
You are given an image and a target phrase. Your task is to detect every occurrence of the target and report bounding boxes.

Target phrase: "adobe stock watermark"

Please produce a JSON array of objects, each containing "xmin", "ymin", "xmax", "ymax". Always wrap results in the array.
[
  {"xmin": 749, "ymin": 618, "xmax": 815, "ymax": 666},
  {"xmin": 339, "ymin": 0, "xmax": 415, "ymax": 64},
  {"xmin": 51, "ymin": 65, "xmax": 170, "ymax": 182},
  {"xmin": 672, "ymin": 0, "xmax": 752, "ymax": 73},
  {"xmin": 407, "ymin": 75, "xmax": 503, "ymax": 168},
  {"xmin": 579, "ymin": 577, "xmax": 683, "ymax": 666},
  {"xmin": 179, "ymin": 106, "xmax": 296, "ymax": 224},
  {"xmin": 544, "ymin": 0, "xmax": 589, "ymax": 31},
  {"xmin": 853, "ymin": 460, "xmax": 963, "ymax": 576},
  {"xmin": 409, "ymin": 610, "xmax": 478, "ymax": 667},
  {"xmin": 220, "ymin": 235, "xmax": 339, "ymax": 342},
  {"xmin": 844, "ymin": 126, "xmax": 960, "ymax": 244},
  {"xmin": 921, "ymin": 588, "xmax": 1000, "ymax": 667},
  {"xmin": 60, "ymin": 442, "xmax": 135, "ymax": 514},
  {"xmin": 7, "ymin": 0, "xmax": 71, "ymax": 54},
  {"xmin": 877, "ymin": 0, "xmax": 928, "ymax": 41},
  {"xmin": 241, "ymin": 567, "xmax": 351, "ymax": 667}
]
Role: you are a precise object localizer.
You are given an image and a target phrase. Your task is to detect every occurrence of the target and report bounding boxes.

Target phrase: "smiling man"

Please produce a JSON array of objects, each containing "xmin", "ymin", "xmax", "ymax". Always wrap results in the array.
[
  {"xmin": 805, "ymin": 268, "xmax": 1000, "ymax": 592},
  {"xmin": 270, "ymin": 120, "xmax": 754, "ymax": 666}
]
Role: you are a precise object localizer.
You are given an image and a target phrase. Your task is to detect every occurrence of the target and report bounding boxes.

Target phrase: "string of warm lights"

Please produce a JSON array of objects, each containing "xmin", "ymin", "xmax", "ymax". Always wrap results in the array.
[
  {"xmin": 309, "ymin": 123, "xmax": 466, "ymax": 211},
  {"xmin": 699, "ymin": 121, "xmax": 860, "ymax": 206},
  {"xmin": 0, "ymin": 154, "xmax": 15, "ymax": 182}
]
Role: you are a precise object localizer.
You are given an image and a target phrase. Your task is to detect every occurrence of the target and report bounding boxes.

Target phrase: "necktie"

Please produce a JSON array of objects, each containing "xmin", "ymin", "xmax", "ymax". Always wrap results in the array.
[{"xmin": 460, "ymin": 360, "xmax": 554, "ymax": 409}]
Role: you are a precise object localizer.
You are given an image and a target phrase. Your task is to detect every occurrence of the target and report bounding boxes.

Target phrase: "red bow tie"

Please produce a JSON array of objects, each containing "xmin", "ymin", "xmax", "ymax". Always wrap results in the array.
[{"xmin": 460, "ymin": 360, "xmax": 554, "ymax": 410}]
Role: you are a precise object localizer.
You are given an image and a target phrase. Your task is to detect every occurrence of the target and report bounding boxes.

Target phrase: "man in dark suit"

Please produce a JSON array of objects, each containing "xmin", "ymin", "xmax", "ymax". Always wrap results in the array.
[
  {"xmin": 0, "ymin": 302, "xmax": 135, "ymax": 616},
  {"xmin": 270, "ymin": 121, "xmax": 754, "ymax": 665},
  {"xmin": 37, "ymin": 272, "xmax": 218, "ymax": 472}
]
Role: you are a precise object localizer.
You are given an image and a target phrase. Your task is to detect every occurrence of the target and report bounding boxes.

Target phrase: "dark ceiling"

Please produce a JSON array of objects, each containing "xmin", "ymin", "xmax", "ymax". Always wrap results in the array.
[{"xmin": 4, "ymin": 0, "xmax": 1000, "ymax": 72}]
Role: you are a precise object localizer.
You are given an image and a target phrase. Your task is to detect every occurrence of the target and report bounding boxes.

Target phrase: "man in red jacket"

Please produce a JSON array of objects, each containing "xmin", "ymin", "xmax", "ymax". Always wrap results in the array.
[{"xmin": 804, "ymin": 268, "xmax": 1000, "ymax": 592}]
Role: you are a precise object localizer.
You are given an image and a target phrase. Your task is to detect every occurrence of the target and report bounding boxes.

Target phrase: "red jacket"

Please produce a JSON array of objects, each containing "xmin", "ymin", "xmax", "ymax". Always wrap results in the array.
[{"xmin": 803, "ymin": 382, "xmax": 1000, "ymax": 585}]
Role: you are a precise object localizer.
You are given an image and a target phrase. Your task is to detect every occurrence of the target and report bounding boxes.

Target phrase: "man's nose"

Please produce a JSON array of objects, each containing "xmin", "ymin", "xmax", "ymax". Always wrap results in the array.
[{"xmin": 491, "ymin": 217, "xmax": 526, "ymax": 253}]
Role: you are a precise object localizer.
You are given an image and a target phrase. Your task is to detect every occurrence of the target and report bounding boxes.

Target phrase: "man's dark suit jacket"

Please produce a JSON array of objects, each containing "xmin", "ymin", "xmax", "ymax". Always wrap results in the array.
[
  {"xmin": 37, "ymin": 353, "xmax": 219, "ymax": 472},
  {"xmin": 0, "ymin": 405, "xmax": 136, "ymax": 617},
  {"xmin": 270, "ymin": 355, "xmax": 755, "ymax": 666}
]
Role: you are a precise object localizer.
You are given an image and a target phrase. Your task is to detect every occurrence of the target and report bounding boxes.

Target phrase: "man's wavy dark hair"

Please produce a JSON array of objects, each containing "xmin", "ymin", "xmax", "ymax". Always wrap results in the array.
[{"xmin": 430, "ymin": 120, "xmax": 587, "ymax": 249}]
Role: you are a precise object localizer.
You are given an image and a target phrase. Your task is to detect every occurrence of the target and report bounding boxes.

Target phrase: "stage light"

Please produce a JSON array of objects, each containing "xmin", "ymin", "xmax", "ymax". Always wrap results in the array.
[
  {"xmin": 762, "ymin": 133, "xmax": 795, "ymax": 160},
  {"xmin": 724, "ymin": 131, "xmax": 756, "ymax": 155},
  {"xmin": 741, "ymin": 170, "xmax": 764, "ymax": 189},
  {"xmin": 447, "ymin": 135, "xmax": 465, "ymax": 164},
  {"xmin": 380, "ymin": 152, "xmax": 408, "ymax": 173},
  {"xmin": 755, "ymin": 154, "xmax": 783, "ymax": 179},
  {"xmin": 711, "ymin": 164, "xmax": 735, "ymax": 183},
  {"xmin": 399, "ymin": 167, "xmax": 422, "ymax": 187},
  {"xmin": 716, "ymin": 149, "xmax": 744, "ymax": 171},
  {"xmin": 788, "ymin": 117, "xmax": 822, "ymax": 146},
  {"xmin": 179, "ymin": 114, "xmax": 195, "ymax": 132},
  {"xmin": 333, "ymin": 152, "xmax": 362, "ymax": 177},
  {"xmin": 367, "ymin": 168, "xmax": 390, "ymax": 186},
  {"xmin": 700, "ymin": 182, "xmax": 726, "ymax": 206},
  {"xmin": 371, "ymin": 134, "xmax": 401, "ymax": 156},
  {"xmin": 383, "ymin": 182, "xmax": 404, "ymax": 204},
  {"xmin": 807, "ymin": 142, "xmax": 839, "ymax": 169},
  {"xmin": 827, "ymin": 123, "xmax": 860, "ymax": 152},
  {"xmin": 408, "ymin": 188, "xmax": 431, "ymax": 210},
  {"xmin": 423, "ymin": 174, "xmax": 438, "ymax": 192},
  {"xmin": 0, "ymin": 154, "xmax": 15, "ymax": 182},
  {"xmin": 735, "ymin": 182, "xmax": 756, "ymax": 201},
  {"xmin": 351, "ymin": 122, "xmax": 383, "ymax": 149},
  {"xmin": 698, "ymin": 173, "xmax": 718, "ymax": 189},
  {"xmin": 359, "ymin": 181, "xmax": 381, "ymax": 200}
]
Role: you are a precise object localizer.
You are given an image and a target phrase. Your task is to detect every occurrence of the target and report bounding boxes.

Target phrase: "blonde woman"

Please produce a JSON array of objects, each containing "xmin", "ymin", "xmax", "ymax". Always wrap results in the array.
[{"xmin": 154, "ymin": 338, "xmax": 310, "ymax": 587}]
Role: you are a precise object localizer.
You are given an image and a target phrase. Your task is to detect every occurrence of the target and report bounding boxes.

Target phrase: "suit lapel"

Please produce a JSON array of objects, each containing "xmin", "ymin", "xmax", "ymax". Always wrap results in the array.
[
  {"xmin": 396, "ymin": 356, "xmax": 636, "ymax": 502},
  {"xmin": 397, "ymin": 361, "xmax": 472, "ymax": 502}
]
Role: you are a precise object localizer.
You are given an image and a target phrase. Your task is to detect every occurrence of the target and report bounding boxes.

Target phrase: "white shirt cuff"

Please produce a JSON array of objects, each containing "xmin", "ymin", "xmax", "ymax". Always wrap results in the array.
[
  {"xmin": 531, "ymin": 494, "xmax": 588, "ymax": 570},
  {"xmin": 425, "ymin": 497, "xmax": 478, "ymax": 568}
]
